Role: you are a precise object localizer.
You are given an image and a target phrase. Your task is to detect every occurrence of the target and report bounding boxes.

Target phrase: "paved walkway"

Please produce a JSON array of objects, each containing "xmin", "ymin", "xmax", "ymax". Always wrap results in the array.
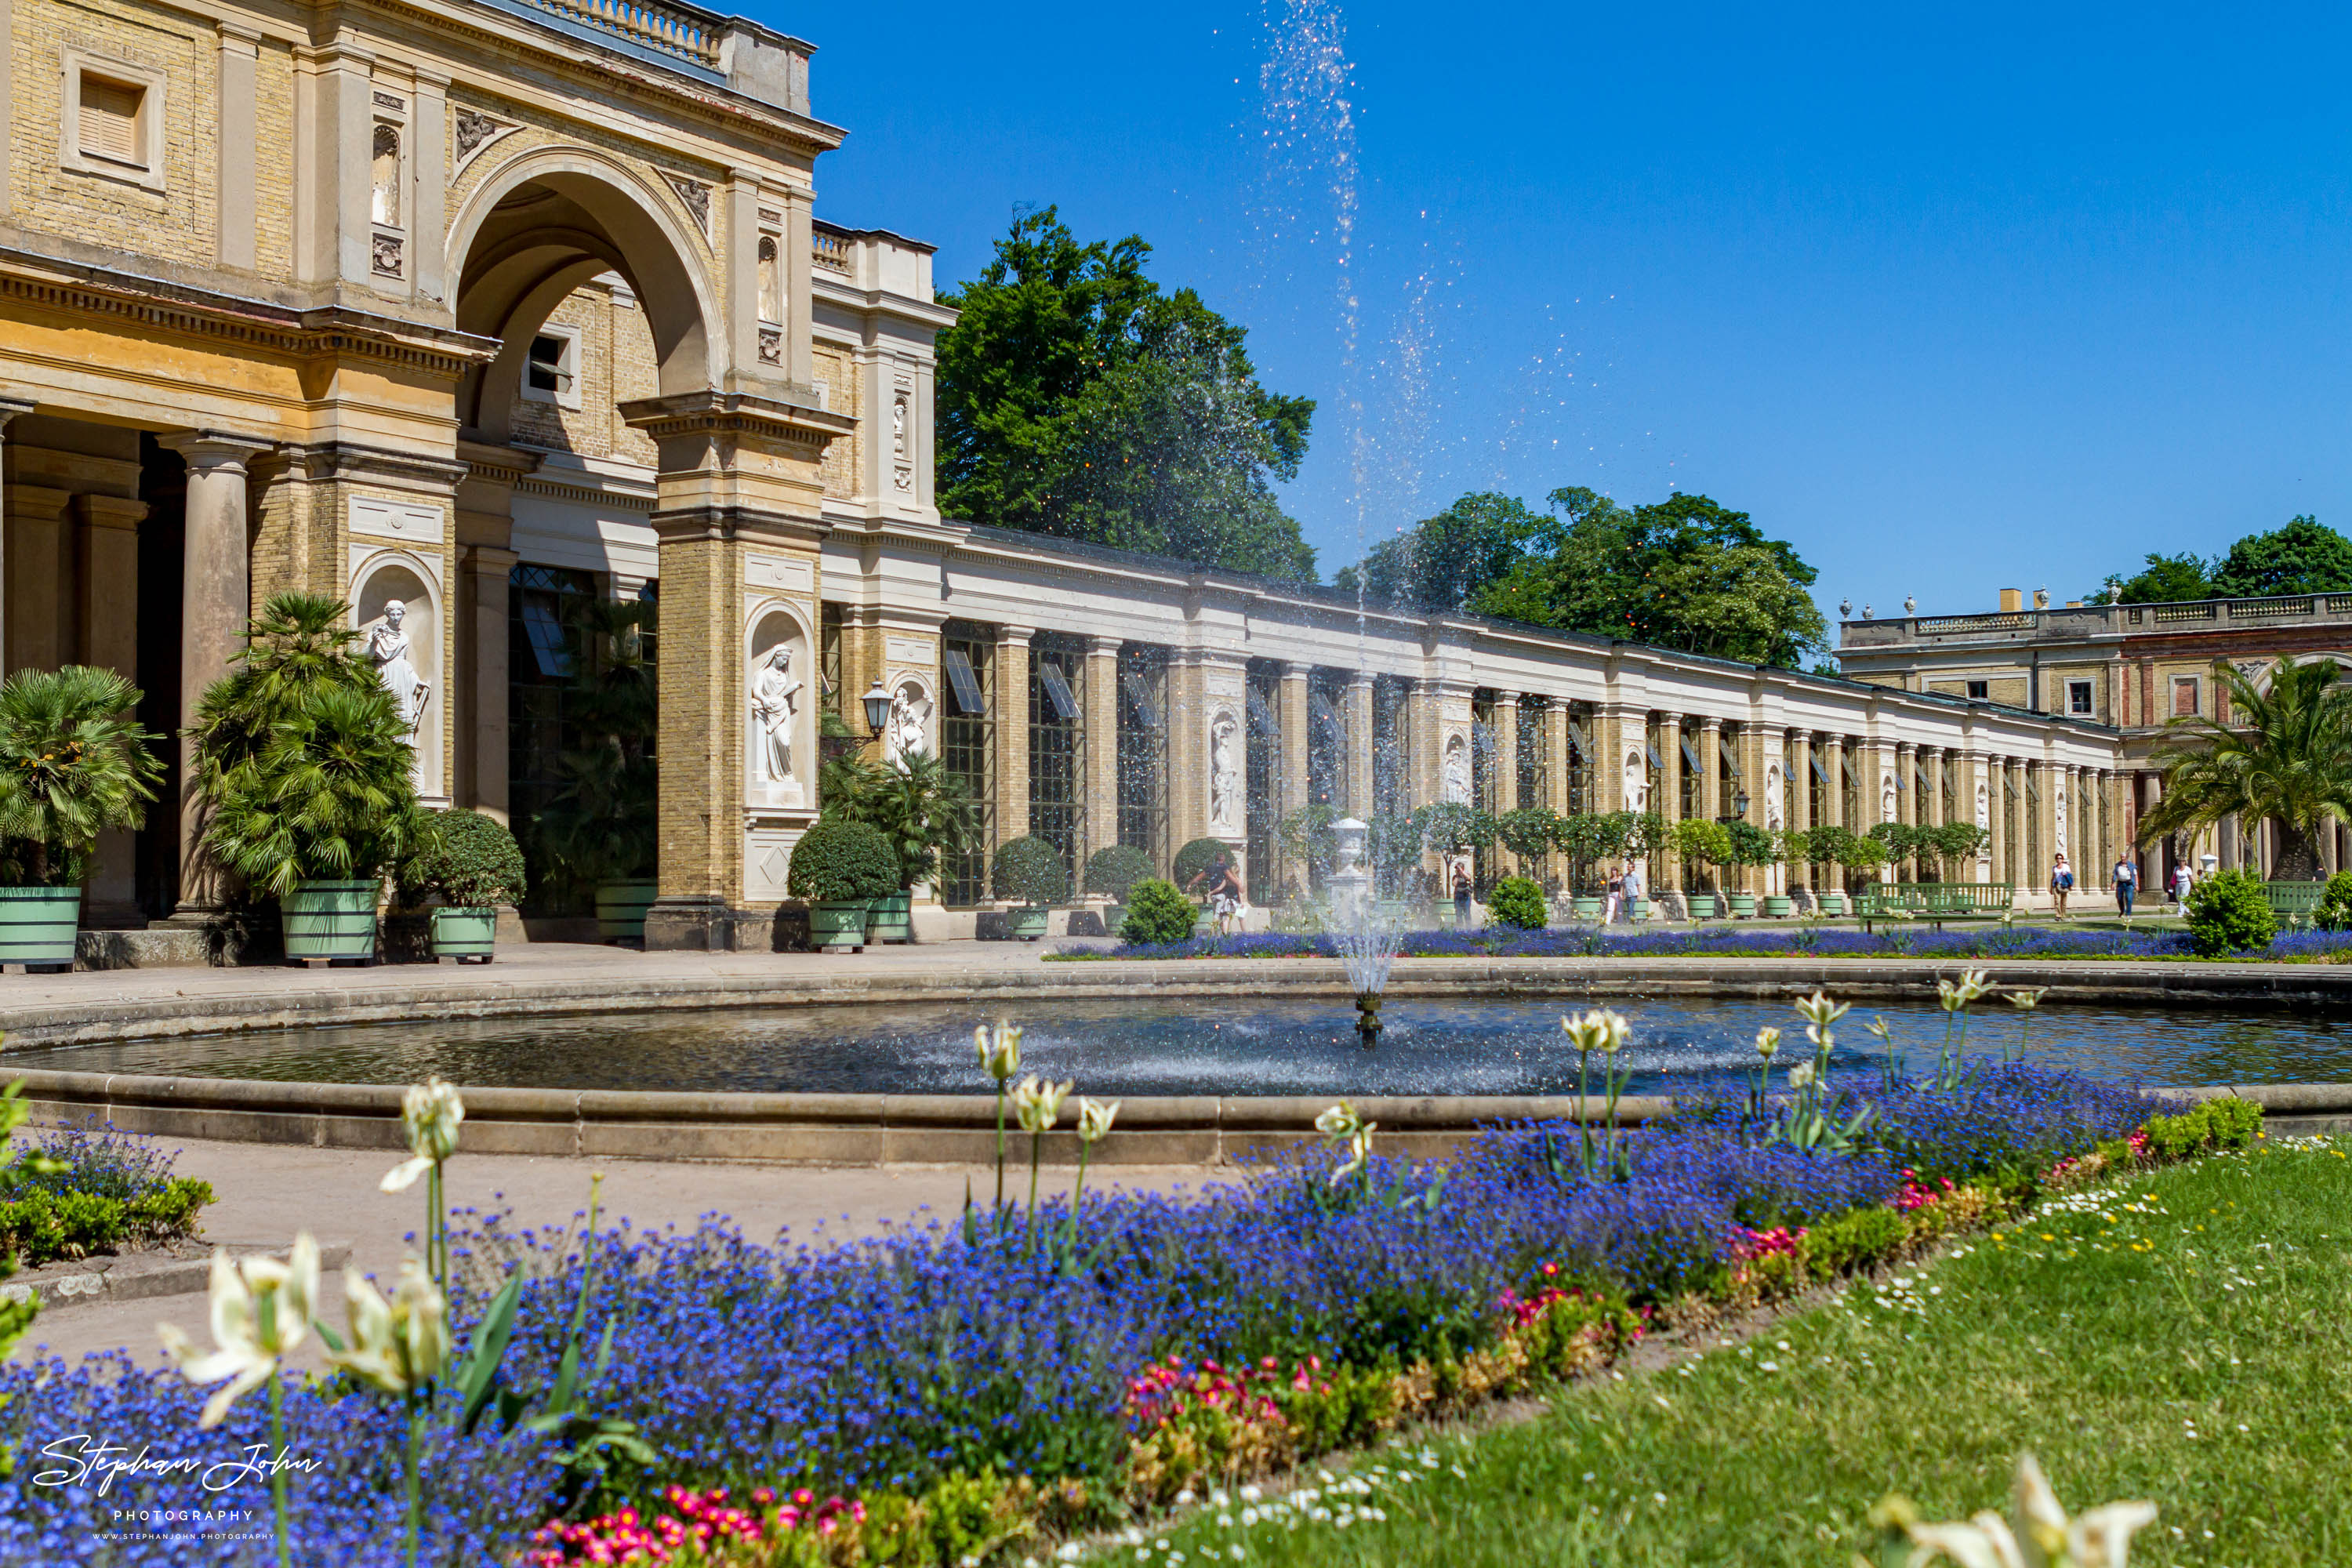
[{"xmin": 23, "ymin": 1134, "xmax": 1217, "ymax": 1370}]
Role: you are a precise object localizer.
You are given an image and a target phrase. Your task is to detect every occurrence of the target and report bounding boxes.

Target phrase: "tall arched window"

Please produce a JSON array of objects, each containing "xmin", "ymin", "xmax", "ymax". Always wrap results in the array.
[
  {"xmin": 757, "ymin": 234, "xmax": 782, "ymax": 324},
  {"xmin": 371, "ymin": 124, "xmax": 401, "ymax": 227}
]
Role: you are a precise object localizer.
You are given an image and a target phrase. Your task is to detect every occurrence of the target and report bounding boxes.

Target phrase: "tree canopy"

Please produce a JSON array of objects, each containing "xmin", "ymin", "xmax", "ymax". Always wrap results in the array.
[
  {"xmin": 2138, "ymin": 655, "xmax": 2352, "ymax": 880},
  {"xmin": 1337, "ymin": 487, "xmax": 1828, "ymax": 668},
  {"xmin": 2106, "ymin": 516, "xmax": 2352, "ymax": 604},
  {"xmin": 935, "ymin": 207, "xmax": 1317, "ymax": 580}
]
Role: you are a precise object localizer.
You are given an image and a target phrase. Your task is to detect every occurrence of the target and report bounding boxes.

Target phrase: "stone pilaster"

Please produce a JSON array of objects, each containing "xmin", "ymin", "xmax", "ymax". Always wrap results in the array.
[
  {"xmin": 0, "ymin": 398, "xmax": 36, "ymax": 673},
  {"xmin": 76, "ymin": 494, "xmax": 147, "ymax": 928},
  {"xmin": 1083, "ymin": 637, "xmax": 1120, "ymax": 866},
  {"xmin": 455, "ymin": 543, "xmax": 517, "ymax": 822},
  {"xmin": 1785, "ymin": 728, "xmax": 1810, "ymax": 892},
  {"xmin": 5, "ymin": 484, "xmax": 70, "ymax": 673},
  {"xmin": 1493, "ymin": 692, "xmax": 1520, "ymax": 821},
  {"xmin": 1342, "ymin": 674, "xmax": 1373, "ymax": 820},
  {"xmin": 993, "ymin": 627, "xmax": 1033, "ymax": 876},
  {"xmin": 1196, "ymin": 656, "xmax": 1249, "ymax": 872}
]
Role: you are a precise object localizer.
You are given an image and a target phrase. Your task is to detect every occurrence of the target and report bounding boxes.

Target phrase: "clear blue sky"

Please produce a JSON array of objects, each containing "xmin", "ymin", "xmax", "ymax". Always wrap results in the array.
[{"xmin": 791, "ymin": 2, "xmax": 2352, "ymax": 625}]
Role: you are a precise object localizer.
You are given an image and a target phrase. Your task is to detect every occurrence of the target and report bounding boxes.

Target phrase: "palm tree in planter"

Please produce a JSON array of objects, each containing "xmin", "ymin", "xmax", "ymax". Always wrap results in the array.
[
  {"xmin": 818, "ymin": 749, "xmax": 980, "ymax": 944},
  {"xmin": 0, "ymin": 666, "xmax": 166, "ymax": 968},
  {"xmin": 194, "ymin": 593, "xmax": 431, "ymax": 964},
  {"xmin": 402, "ymin": 810, "xmax": 526, "ymax": 963},
  {"xmin": 786, "ymin": 816, "xmax": 898, "ymax": 953},
  {"xmin": 2141, "ymin": 655, "xmax": 2352, "ymax": 883}
]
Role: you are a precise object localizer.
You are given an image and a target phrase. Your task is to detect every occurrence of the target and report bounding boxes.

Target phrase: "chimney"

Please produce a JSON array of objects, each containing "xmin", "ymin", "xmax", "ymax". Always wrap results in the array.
[{"xmin": 1998, "ymin": 588, "xmax": 2023, "ymax": 613}]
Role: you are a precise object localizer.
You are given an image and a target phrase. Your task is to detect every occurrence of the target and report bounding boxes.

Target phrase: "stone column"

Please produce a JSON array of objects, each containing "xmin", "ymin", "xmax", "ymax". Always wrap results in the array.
[
  {"xmin": 1653, "ymin": 712, "xmax": 1681, "ymax": 889},
  {"xmin": 2013, "ymin": 758, "xmax": 2034, "ymax": 892},
  {"xmin": 455, "ymin": 544, "xmax": 517, "ymax": 822},
  {"xmin": 1785, "ymin": 728, "xmax": 1810, "ymax": 893},
  {"xmin": 1083, "ymin": 637, "xmax": 1121, "ymax": 869},
  {"xmin": 1698, "ymin": 717, "xmax": 1724, "ymax": 823},
  {"xmin": 993, "ymin": 627, "xmax": 1033, "ymax": 873},
  {"xmin": 1341, "ymin": 674, "xmax": 1373, "ymax": 819},
  {"xmin": 1276, "ymin": 663, "xmax": 1310, "ymax": 888},
  {"xmin": 159, "ymin": 433, "xmax": 270, "ymax": 922},
  {"xmin": 1493, "ymin": 691, "xmax": 1520, "ymax": 818},
  {"xmin": 1987, "ymin": 756, "xmax": 2009, "ymax": 891},
  {"xmin": 76, "ymin": 495, "xmax": 150, "ymax": 928},
  {"xmin": 1546, "ymin": 702, "xmax": 1573, "ymax": 820},
  {"xmin": 0, "ymin": 397, "xmax": 38, "ymax": 673},
  {"xmin": 1406, "ymin": 679, "xmax": 1442, "ymax": 810},
  {"xmin": 5, "ymin": 484, "xmax": 71, "ymax": 673},
  {"xmin": 1818, "ymin": 734, "xmax": 1845, "ymax": 890},
  {"xmin": 1893, "ymin": 741, "xmax": 1917, "ymax": 880}
]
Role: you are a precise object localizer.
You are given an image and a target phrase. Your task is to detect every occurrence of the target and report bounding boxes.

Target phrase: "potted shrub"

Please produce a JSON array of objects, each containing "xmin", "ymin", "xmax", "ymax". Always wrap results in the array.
[
  {"xmin": 819, "ymin": 750, "xmax": 980, "ymax": 945},
  {"xmin": 0, "ymin": 666, "xmax": 165, "ymax": 969},
  {"xmin": 1721, "ymin": 821, "xmax": 1776, "ymax": 916},
  {"xmin": 786, "ymin": 817, "xmax": 897, "ymax": 953},
  {"xmin": 1120, "ymin": 877, "xmax": 1196, "ymax": 945},
  {"xmin": 194, "ymin": 593, "xmax": 430, "ymax": 964},
  {"xmin": 992, "ymin": 836, "xmax": 1069, "ymax": 940},
  {"xmin": 404, "ymin": 810, "xmax": 525, "ymax": 963},
  {"xmin": 1084, "ymin": 844, "xmax": 1156, "ymax": 933},
  {"xmin": 1497, "ymin": 806, "xmax": 1561, "ymax": 884},
  {"xmin": 532, "ymin": 599, "xmax": 657, "ymax": 943},
  {"xmin": 1621, "ymin": 811, "xmax": 1665, "ymax": 921},
  {"xmin": 1762, "ymin": 828, "xmax": 1809, "ymax": 918},
  {"xmin": 1669, "ymin": 818, "xmax": 1732, "ymax": 919},
  {"xmin": 1804, "ymin": 825, "xmax": 1862, "ymax": 916}
]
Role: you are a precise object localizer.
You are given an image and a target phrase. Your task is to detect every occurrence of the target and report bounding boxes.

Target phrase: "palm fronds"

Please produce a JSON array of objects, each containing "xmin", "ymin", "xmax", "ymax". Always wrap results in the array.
[
  {"xmin": 0, "ymin": 666, "xmax": 165, "ymax": 885},
  {"xmin": 2139, "ymin": 655, "xmax": 2352, "ymax": 880}
]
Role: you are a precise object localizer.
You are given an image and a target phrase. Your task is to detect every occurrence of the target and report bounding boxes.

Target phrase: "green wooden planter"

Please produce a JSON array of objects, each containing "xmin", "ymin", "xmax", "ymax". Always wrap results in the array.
[
  {"xmin": 809, "ymin": 900, "xmax": 869, "ymax": 953},
  {"xmin": 0, "ymin": 886, "xmax": 78, "ymax": 968},
  {"xmin": 596, "ymin": 878, "xmax": 659, "ymax": 944},
  {"xmin": 1102, "ymin": 905, "xmax": 1129, "ymax": 938},
  {"xmin": 1572, "ymin": 895, "xmax": 1604, "ymax": 920},
  {"xmin": 1762, "ymin": 895, "xmax": 1794, "ymax": 918},
  {"xmin": 1683, "ymin": 893, "xmax": 1719, "ymax": 920},
  {"xmin": 871, "ymin": 889, "xmax": 915, "ymax": 943},
  {"xmin": 1815, "ymin": 891, "xmax": 1848, "ymax": 917},
  {"xmin": 285, "ymin": 880, "xmax": 379, "ymax": 963},
  {"xmin": 1726, "ymin": 892, "xmax": 1759, "ymax": 917},
  {"xmin": 1007, "ymin": 905, "xmax": 1051, "ymax": 942},
  {"xmin": 430, "ymin": 906, "xmax": 498, "ymax": 963},
  {"xmin": 1626, "ymin": 896, "xmax": 1650, "ymax": 923}
]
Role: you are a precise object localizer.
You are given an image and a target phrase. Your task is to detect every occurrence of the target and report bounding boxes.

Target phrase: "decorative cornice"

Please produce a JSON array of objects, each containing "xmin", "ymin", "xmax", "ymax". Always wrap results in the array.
[
  {"xmin": 618, "ymin": 390, "xmax": 853, "ymax": 454},
  {"xmin": 0, "ymin": 252, "xmax": 499, "ymax": 379}
]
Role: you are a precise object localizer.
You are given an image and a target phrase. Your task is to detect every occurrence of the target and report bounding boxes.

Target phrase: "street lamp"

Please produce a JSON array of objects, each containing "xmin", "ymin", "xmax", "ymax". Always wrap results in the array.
[
  {"xmin": 861, "ymin": 679, "xmax": 894, "ymax": 739},
  {"xmin": 1725, "ymin": 790, "xmax": 1751, "ymax": 822}
]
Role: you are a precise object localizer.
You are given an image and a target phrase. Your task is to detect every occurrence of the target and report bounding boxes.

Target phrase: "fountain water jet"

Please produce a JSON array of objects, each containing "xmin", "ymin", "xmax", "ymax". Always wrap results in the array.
[{"xmin": 1324, "ymin": 815, "xmax": 1398, "ymax": 1045}]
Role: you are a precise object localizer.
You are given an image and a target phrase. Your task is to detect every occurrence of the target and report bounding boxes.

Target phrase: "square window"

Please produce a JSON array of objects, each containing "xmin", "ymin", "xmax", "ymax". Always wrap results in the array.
[
  {"xmin": 61, "ymin": 55, "xmax": 166, "ymax": 191},
  {"xmin": 2067, "ymin": 679, "xmax": 2093, "ymax": 716},
  {"xmin": 523, "ymin": 328, "xmax": 581, "ymax": 410},
  {"xmin": 2171, "ymin": 677, "xmax": 2200, "ymax": 717},
  {"xmin": 1965, "ymin": 678, "xmax": 1989, "ymax": 699}
]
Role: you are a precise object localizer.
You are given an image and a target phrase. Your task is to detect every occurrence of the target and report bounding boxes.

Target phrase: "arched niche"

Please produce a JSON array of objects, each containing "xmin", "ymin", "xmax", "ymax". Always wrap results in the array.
[
  {"xmin": 884, "ymin": 671, "xmax": 935, "ymax": 766},
  {"xmin": 352, "ymin": 551, "xmax": 445, "ymax": 801},
  {"xmin": 746, "ymin": 601, "xmax": 812, "ymax": 808}
]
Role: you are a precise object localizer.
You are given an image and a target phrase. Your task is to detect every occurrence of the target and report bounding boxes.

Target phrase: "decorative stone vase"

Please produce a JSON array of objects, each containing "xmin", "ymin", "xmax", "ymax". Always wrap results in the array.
[
  {"xmin": 1726, "ymin": 892, "xmax": 1759, "ymax": 917},
  {"xmin": 285, "ymin": 880, "xmax": 379, "ymax": 963},
  {"xmin": 1684, "ymin": 893, "xmax": 1718, "ymax": 920},
  {"xmin": 1761, "ymin": 895, "xmax": 1794, "ymax": 918},
  {"xmin": 0, "ymin": 886, "xmax": 79, "ymax": 969},
  {"xmin": 868, "ymin": 888, "xmax": 913, "ymax": 945},
  {"xmin": 808, "ymin": 900, "xmax": 869, "ymax": 953},
  {"xmin": 595, "ymin": 878, "xmax": 659, "ymax": 945},
  {"xmin": 1572, "ymin": 895, "xmax": 1604, "ymax": 920},
  {"xmin": 430, "ymin": 907, "xmax": 498, "ymax": 964},
  {"xmin": 1007, "ymin": 905, "xmax": 1051, "ymax": 942}
]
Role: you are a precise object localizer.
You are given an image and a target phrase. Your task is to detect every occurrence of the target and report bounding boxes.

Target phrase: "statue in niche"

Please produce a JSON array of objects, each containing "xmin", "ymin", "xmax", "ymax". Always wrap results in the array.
[
  {"xmin": 1763, "ymin": 764, "xmax": 1784, "ymax": 831},
  {"xmin": 1444, "ymin": 733, "xmax": 1472, "ymax": 804},
  {"xmin": 1882, "ymin": 773, "xmax": 1898, "ymax": 824},
  {"xmin": 1209, "ymin": 712, "xmax": 1241, "ymax": 828},
  {"xmin": 1621, "ymin": 746, "xmax": 1646, "ymax": 813},
  {"xmin": 1976, "ymin": 782, "xmax": 1991, "ymax": 858},
  {"xmin": 750, "ymin": 643, "xmax": 801, "ymax": 787},
  {"xmin": 890, "ymin": 681, "xmax": 931, "ymax": 762},
  {"xmin": 2054, "ymin": 789, "xmax": 2068, "ymax": 857},
  {"xmin": 367, "ymin": 600, "xmax": 430, "ymax": 738}
]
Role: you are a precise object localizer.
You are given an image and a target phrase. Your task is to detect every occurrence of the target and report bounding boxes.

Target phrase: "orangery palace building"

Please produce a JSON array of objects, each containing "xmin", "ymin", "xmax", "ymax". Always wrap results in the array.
[{"xmin": 0, "ymin": 0, "xmax": 2129, "ymax": 946}]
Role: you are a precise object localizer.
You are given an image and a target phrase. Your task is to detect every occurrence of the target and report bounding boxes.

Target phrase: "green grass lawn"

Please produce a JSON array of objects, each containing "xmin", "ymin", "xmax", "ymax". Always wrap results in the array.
[{"xmin": 1096, "ymin": 1140, "xmax": 2352, "ymax": 1566}]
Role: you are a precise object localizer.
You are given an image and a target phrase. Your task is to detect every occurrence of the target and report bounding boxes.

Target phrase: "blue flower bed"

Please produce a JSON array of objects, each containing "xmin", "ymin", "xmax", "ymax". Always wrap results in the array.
[
  {"xmin": 0, "ymin": 1064, "xmax": 2161, "ymax": 1565},
  {"xmin": 1081, "ymin": 924, "xmax": 2352, "ymax": 962}
]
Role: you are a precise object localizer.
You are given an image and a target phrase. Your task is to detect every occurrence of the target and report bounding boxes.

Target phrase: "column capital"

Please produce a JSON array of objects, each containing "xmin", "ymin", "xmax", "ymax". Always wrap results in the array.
[
  {"xmin": 160, "ymin": 430, "xmax": 274, "ymax": 473},
  {"xmin": 1280, "ymin": 661, "xmax": 1315, "ymax": 680},
  {"xmin": 0, "ymin": 397, "xmax": 37, "ymax": 430},
  {"xmin": 1491, "ymin": 689, "xmax": 1521, "ymax": 708},
  {"xmin": 72, "ymin": 495, "xmax": 148, "ymax": 532},
  {"xmin": 1698, "ymin": 713, "xmax": 1724, "ymax": 731},
  {"xmin": 460, "ymin": 542, "xmax": 521, "ymax": 570},
  {"xmin": 1085, "ymin": 635, "xmax": 1122, "ymax": 658},
  {"xmin": 995, "ymin": 624, "xmax": 1035, "ymax": 646}
]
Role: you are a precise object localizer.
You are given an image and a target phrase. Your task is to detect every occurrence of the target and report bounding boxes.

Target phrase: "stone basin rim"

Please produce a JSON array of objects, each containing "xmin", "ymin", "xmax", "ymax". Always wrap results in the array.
[{"xmin": 4, "ymin": 955, "xmax": 2350, "ymax": 1054}]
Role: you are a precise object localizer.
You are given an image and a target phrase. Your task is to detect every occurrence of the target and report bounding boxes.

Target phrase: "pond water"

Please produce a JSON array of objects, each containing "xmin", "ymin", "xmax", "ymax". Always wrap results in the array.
[{"xmin": 9, "ymin": 995, "xmax": 2350, "ymax": 1095}]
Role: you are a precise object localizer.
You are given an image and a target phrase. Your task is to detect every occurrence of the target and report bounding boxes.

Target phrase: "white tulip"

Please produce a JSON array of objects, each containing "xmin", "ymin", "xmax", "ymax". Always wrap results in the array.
[
  {"xmin": 1011, "ymin": 1075, "xmax": 1073, "ymax": 1135},
  {"xmin": 976, "ymin": 1022, "xmax": 1023, "ymax": 1083},
  {"xmin": 323, "ymin": 1256, "xmax": 450, "ymax": 1397},
  {"xmin": 381, "ymin": 1076, "xmax": 465, "ymax": 1193},
  {"xmin": 158, "ymin": 1234, "xmax": 320, "ymax": 1428},
  {"xmin": 1076, "ymin": 1097, "xmax": 1120, "ymax": 1145}
]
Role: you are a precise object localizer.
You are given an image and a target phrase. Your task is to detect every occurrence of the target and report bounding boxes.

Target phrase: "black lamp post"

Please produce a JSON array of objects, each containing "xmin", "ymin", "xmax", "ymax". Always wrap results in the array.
[
  {"xmin": 861, "ymin": 680, "xmax": 894, "ymax": 739},
  {"xmin": 1722, "ymin": 790, "xmax": 1750, "ymax": 823}
]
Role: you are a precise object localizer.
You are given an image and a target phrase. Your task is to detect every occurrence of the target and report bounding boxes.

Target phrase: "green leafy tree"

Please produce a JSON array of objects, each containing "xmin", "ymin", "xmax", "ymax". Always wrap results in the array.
[
  {"xmin": 1335, "ymin": 492, "xmax": 1544, "ymax": 611},
  {"xmin": 191, "ymin": 593, "xmax": 431, "ymax": 898},
  {"xmin": 2139, "ymin": 655, "xmax": 2352, "ymax": 880},
  {"xmin": 2211, "ymin": 516, "xmax": 2352, "ymax": 598},
  {"xmin": 0, "ymin": 666, "xmax": 165, "ymax": 886},
  {"xmin": 937, "ymin": 207, "xmax": 1316, "ymax": 579},
  {"xmin": 2106, "ymin": 550, "xmax": 2214, "ymax": 604}
]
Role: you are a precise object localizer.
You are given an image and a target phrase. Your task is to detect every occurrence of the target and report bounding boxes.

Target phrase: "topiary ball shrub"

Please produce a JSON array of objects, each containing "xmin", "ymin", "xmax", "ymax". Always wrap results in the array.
[
  {"xmin": 1083, "ymin": 844, "xmax": 1156, "ymax": 902},
  {"xmin": 406, "ymin": 809, "xmax": 527, "ymax": 909},
  {"xmin": 1487, "ymin": 874, "xmax": 1547, "ymax": 931},
  {"xmin": 1171, "ymin": 837, "xmax": 1234, "ymax": 894},
  {"xmin": 1120, "ymin": 878, "xmax": 1199, "ymax": 945},
  {"xmin": 992, "ymin": 835, "xmax": 1069, "ymax": 906},
  {"xmin": 786, "ymin": 817, "xmax": 899, "ymax": 904},
  {"xmin": 2183, "ymin": 866, "xmax": 2278, "ymax": 956},
  {"xmin": 2316, "ymin": 870, "xmax": 2352, "ymax": 931}
]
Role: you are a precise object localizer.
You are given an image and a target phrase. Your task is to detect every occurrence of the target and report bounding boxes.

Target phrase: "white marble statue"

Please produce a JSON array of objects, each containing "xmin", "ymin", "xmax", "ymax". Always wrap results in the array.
[
  {"xmin": 890, "ymin": 681, "xmax": 931, "ymax": 762},
  {"xmin": 750, "ymin": 643, "xmax": 801, "ymax": 786},
  {"xmin": 1444, "ymin": 733, "xmax": 1472, "ymax": 804},
  {"xmin": 1622, "ymin": 746, "xmax": 1646, "ymax": 813},
  {"xmin": 2054, "ymin": 788, "xmax": 2068, "ymax": 857},
  {"xmin": 1209, "ymin": 712, "xmax": 1241, "ymax": 828},
  {"xmin": 1763, "ymin": 764, "xmax": 1784, "ymax": 831},
  {"xmin": 367, "ymin": 600, "xmax": 430, "ymax": 736},
  {"xmin": 1975, "ymin": 782, "xmax": 1991, "ymax": 861},
  {"xmin": 1882, "ymin": 774, "xmax": 1898, "ymax": 823}
]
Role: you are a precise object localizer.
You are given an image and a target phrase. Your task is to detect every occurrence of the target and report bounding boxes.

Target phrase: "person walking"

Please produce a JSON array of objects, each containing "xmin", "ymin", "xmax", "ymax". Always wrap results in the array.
[
  {"xmin": 2171, "ymin": 860, "xmax": 2194, "ymax": 911},
  {"xmin": 1604, "ymin": 862, "xmax": 1624, "ymax": 925},
  {"xmin": 1209, "ymin": 858, "xmax": 1244, "ymax": 938},
  {"xmin": 2049, "ymin": 852, "xmax": 2074, "ymax": 920},
  {"xmin": 1451, "ymin": 859, "xmax": 1475, "ymax": 929},
  {"xmin": 2111, "ymin": 853, "xmax": 2138, "ymax": 916},
  {"xmin": 1623, "ymin": 856, "xmax": 1646, "ymax": 920}
]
